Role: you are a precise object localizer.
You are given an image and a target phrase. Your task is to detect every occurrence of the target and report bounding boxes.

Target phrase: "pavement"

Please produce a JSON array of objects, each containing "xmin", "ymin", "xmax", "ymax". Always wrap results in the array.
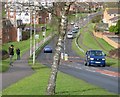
[{"xmin": 0, "ymin": 36, "xmax": 52, "ymax": 91}]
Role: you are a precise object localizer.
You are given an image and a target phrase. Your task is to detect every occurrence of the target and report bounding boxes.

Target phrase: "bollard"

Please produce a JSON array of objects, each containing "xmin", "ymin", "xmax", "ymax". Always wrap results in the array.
[
  {"xmin": 64, "ymin": 53, "xmax": 68, "ymax": 61},
  {"xmin": 61, "ymin": 53, "xmax": 64, "ymax": 59}
]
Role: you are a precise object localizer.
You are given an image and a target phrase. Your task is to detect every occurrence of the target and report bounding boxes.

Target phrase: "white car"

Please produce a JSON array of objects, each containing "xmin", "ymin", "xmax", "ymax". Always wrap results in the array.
[
  {"xmin": 67, "ymin": 32, "xmax": 73, "ymax": 39},
  {"xmin": 74, "ymin": 25, "xmax": 79, "ymax": 30},
  {"xmin": 71, "ymin": 22, "xmax": 74, "ymax": 25}
]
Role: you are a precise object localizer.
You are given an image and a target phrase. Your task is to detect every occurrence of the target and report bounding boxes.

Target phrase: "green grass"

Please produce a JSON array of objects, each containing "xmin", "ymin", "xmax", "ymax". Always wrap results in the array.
[
  {"xmin": 72, "ymin": 38, "xmax": 85, "ymax": 58},
  {"xmin": 96, "ymin": 38, "xmax": 114, "ymax": 53},
  {"xmin": 1, "ymin": 24, "xmax": 55, "ymax": 72},
  {"xmin": 1, "ymin": 39, "xmax": 30, "ymax": 72},
  {"xmin": 68, "ymin": 13, "xmax": 87, "ymax": 23},
  {"xmin": 106, "ymin": 58, "xmax": 120, "ymax": 67},
  {"xmin": 2, "ymin": 8, "xmax": 6, "ymax": 17},
  {"xmin": 72, "ymin": 23, "xmax": 119, "ymax": 67},
  {"xmin": 2, "ymin": 62, "xmax": 115, "ymax": 95},
  {"xmin": 83, "ymin": 31, "xmax": 101, "ymax": 50}
]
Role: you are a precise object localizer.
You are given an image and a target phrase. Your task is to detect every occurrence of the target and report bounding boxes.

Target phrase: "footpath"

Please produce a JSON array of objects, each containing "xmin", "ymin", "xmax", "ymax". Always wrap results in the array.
[{"xmin": 0, "ymin": 36, "xmax": 52, "ymax": 90}]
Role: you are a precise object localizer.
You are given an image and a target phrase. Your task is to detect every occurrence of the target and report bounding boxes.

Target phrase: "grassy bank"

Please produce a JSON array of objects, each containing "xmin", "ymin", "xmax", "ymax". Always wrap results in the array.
[
  {"xmin": 72, "ymin": 23, "xmax": 119, "ymax": 67},
  {"xmin": 1, "ymin": 24, "xmax": 54, "ymax": 72},
  {"xmin": 2, "ymin": 62, "xmax": 115, "ymax": 95}
]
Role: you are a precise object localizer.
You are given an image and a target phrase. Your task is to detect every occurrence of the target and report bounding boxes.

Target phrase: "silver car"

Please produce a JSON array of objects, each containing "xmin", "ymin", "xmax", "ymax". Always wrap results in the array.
[{"xmin": 67, "ymin": 32, "xmax": 73, "ymax": 39}]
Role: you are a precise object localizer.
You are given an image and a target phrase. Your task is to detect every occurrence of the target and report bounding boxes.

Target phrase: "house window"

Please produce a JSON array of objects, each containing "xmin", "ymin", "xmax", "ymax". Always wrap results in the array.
[{"xmin": 25, "ymin": 12, "xmax": 29, "ymax": 16}]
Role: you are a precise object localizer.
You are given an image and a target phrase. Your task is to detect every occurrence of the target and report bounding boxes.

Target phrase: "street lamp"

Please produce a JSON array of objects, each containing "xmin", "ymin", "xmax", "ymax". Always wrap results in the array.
[
  {"xmin": 29, "ymin": 2, "xmax": 34, "ymax": 57},
  {"xmin": 32, "ymin": 8, "xmax": 36, "ymax": 65},
  {"xmin": 32, "ymin": 1, "xmax": 40, "ymax": 65}
]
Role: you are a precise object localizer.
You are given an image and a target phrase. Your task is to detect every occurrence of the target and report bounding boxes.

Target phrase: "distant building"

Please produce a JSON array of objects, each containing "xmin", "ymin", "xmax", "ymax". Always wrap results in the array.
[
  {"xmin": 103, "ymin": 8, "xmax": 120, "ymax": 27},
  {"xmin": 2, "ymin": 19, "xmax": 17, "ymax": 43},
  {"xmin": 4, "ymin": 1, "xmax": 51, "ymax": 43}
]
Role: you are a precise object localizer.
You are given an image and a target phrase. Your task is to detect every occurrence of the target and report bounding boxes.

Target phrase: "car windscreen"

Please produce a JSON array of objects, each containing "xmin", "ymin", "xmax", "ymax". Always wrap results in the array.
[{"xmin": 90, "ymin": 51, "xmax": 104, "ymax": 56}]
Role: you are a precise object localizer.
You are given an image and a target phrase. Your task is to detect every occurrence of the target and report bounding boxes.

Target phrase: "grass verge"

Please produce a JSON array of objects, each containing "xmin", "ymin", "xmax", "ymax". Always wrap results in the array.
[
  {"xmin": 2, "ymin": 62, "xmax": 116, "ymax": 95},
  {"xmin": 1, "ymin": 24, "xmax": 55, "ymax": 72},
  {"xmin": 72, "ymin": 23, "xmax": 119, "ymax": 67}
]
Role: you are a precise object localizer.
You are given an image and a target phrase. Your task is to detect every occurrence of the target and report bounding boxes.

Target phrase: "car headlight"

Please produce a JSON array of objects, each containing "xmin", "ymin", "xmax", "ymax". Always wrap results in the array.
[
  {"xmin": 102, "ymin": 58, "xmax": 105, "ymax": 60},
  {"xmin": 90, "ymin": 58, "xmax": 94, "ymax": 60}
]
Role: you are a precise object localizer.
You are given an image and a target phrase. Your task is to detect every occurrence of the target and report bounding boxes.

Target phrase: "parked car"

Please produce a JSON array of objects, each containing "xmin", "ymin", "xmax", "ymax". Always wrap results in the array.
[
  {"xmin": 24, "ymin": 27, "xmax": 37, "ymax": 32},
  {"xmin": 44, "ymin": 46, "xmax": 52, "ymax": 53},
  {"xmin": 84, "ymin": 50, "xmax": 106, "ymax": 67},
  {"xmin": 72, "ymin": 28, "xmax": 79, "ymax": 33},
  {"xmin": 74, "ymin": 25, "xmax": 79, "ymax": 30},
  {"xmin": 71, "ymin": 21, "xmax": 74, "ymax": 25},
  {"xmin": 67, "ymin": 32, "xmax": 74, "ymax": 39}
]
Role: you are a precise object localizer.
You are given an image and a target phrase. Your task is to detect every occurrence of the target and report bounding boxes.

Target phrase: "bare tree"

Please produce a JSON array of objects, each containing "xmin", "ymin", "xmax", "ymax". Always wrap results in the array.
[{"xmin": 46, "ymin": 2, "xmax": 73, "ymax": 95}]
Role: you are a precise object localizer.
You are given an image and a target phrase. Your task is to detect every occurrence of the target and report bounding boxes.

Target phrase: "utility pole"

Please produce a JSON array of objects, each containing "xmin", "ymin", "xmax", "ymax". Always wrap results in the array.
[
  {"xmin": 33, "ymin": 5, "xmax": 36, "ymax": 65},
  {"xmin": 29, "ymin": 2, "xmax": 33, "ymax": 57}
]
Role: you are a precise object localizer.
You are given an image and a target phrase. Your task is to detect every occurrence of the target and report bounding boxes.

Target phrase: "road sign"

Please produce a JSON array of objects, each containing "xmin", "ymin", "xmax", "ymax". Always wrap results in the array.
[{"xmin": 64, "ymin": 53, "xmax": 68, "ymax": 61}]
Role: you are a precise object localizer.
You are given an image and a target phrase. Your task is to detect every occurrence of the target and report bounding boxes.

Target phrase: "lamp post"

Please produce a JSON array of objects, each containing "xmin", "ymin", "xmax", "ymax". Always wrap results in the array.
[
  {"xmin": 32, "ymin": 1, "xmax": 40, "ymax": 65},
  {"xmin": 29, "ymin": 2, "xmax": 33, "ymax": 57},
  {"xmin": 32, "ymin": 8, "xmax": 36, "ymax": 65}
]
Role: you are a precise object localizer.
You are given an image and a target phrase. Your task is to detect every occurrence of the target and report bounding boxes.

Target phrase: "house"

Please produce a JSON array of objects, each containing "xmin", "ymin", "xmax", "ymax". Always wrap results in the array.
[
  {"xmin": 2, "ymin": 19, "xmax": 17, "ymax": 43},
  {"xmin": 6, "ymin": 1, "xmax": 51, "ymax": 25},
  {"xmin": 69, "ymin": 2, "xmax": 103, "ymax": 14},
  {"xmin": 103, "ymin": 8, "xmax": 120, "ymax": 27},
  {"xmin": 4, "ymin": 1, "xmax": 51, "ymax": 42},
  {"xmin": 109, "ymin": 16, "xmax": 120, "ymax": 27}
]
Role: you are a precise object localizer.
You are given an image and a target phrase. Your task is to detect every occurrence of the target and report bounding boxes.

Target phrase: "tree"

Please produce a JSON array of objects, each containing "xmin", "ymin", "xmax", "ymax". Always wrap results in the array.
[
  {"xmin": 115, "ymin": 20, "xmax": 120, "ymax": 34},
  {"xmin": 40, "ymin": 2, "xmax": 73, "ymax": 95},
  {"xmin": 109, "ymin": 25, "xmax": 116, "ymax": 33},
  {"xmin": 109, "ymin": 20, "xmax": 120, "ymax": 34},
  {"xmin": 91, "ymin": 15, "xmax": 102, "ymax": 23}
]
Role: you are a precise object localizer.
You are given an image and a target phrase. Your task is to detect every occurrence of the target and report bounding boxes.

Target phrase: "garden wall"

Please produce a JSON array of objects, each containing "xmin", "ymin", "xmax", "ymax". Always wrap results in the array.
[{"xmin": 93, "ymin": 31, "xmax": 120, "ymax": 48}]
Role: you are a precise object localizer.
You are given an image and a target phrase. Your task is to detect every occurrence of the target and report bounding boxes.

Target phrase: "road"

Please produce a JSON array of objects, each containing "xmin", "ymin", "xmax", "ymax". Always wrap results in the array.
[
  {"xmin": 37, "ymin": 36, "xmax": 119, "ymax": 94},
  {"xmin": 37, "ymin": 12, "xmax": 120, "ymax": 94}
]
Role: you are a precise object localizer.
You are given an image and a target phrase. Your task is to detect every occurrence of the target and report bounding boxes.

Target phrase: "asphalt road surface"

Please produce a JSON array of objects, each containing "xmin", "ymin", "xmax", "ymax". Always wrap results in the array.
[
  {"xmin": 37, "ymin": 12, "xmax": 120, "ymax": 94},
  {"xmin": 37, "ymin": 36, "xmax": 119, "ymax": 94}
]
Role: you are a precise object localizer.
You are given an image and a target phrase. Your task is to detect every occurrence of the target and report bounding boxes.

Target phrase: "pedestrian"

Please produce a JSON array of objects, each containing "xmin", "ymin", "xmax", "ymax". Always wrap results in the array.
[
  {"xmin": 8, "ymin": 45, "xmax": 14, "ymax": 66},
  {"xmin": 16, "ymin": 48, "xmax": 20, "ymax": 60}
]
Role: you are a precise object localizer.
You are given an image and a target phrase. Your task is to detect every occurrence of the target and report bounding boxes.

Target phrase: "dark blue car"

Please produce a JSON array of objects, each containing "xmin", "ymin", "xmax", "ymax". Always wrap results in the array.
[
  {"xmin": 44, "ymin": 46, "xmax": 52, "ymax": 53},
  {"xmin": 84, "ymin": 50, "xmax": 106, "ymax": 67}
]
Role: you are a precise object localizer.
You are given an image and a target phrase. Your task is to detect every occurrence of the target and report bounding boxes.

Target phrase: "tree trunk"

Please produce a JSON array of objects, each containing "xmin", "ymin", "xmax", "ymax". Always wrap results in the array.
[{"xmin": 46, "ymin": 15, "xmax": 68, "ymax": 95}]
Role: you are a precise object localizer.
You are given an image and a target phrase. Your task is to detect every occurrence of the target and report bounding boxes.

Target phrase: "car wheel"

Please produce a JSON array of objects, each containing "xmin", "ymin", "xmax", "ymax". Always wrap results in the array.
[
  {"xmin": 84, "ymin": 61, "xmax": 87, "ymax": 66},
  {"xmin": 87, "ymin": 62, "xmax": 90, "ymax": 66},
  {"xmin": 102, "ymin": 65, "xmax": 105, "ymax": 67}
]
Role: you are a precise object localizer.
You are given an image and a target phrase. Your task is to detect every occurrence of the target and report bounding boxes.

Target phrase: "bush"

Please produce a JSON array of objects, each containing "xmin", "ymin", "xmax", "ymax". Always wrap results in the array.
[
  {"xmin": 109, "ymin": 20, "xmax": 120, "ymax": 35},
  {"xmin": 22, "ymin": 31, "xmax": 30, "ymax": 40},
  {"xmin": 109, "ymin": 26, "xmax": 116, "ymax": 32},
  {"xmin": 2, "ymin": 50, "xmax": 9, "ymax": 60},
  {"xmin": 91, "ymin": 15, "xmax": 102, "ymax": 23}
]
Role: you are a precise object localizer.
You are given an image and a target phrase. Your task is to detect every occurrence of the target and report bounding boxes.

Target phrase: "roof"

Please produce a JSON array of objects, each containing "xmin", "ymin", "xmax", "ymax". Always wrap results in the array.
[
  {"xmin": 106, "ymin": 8, "xmax": 119, "ymax": 14},
  {"xmin": 109, "ymin": 16, "xmax": 120, "ymax": 21}
]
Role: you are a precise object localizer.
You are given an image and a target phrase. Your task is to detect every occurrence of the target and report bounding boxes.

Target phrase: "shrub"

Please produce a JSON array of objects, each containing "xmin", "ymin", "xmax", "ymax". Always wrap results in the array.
[
  {"xmin": 109, "ymin": 20, "xmax": 120, "ymax": 35},
  {"xmin": 2, "ymin": 50, "xmax": 9, "ymax": 60},
  {"xmin": 91, "ymin": 15, "xmax": 102, "ymax": 23},
  {"xmin": 22, "ymin": 31, "xmax": 30, "ymax": 40}
]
